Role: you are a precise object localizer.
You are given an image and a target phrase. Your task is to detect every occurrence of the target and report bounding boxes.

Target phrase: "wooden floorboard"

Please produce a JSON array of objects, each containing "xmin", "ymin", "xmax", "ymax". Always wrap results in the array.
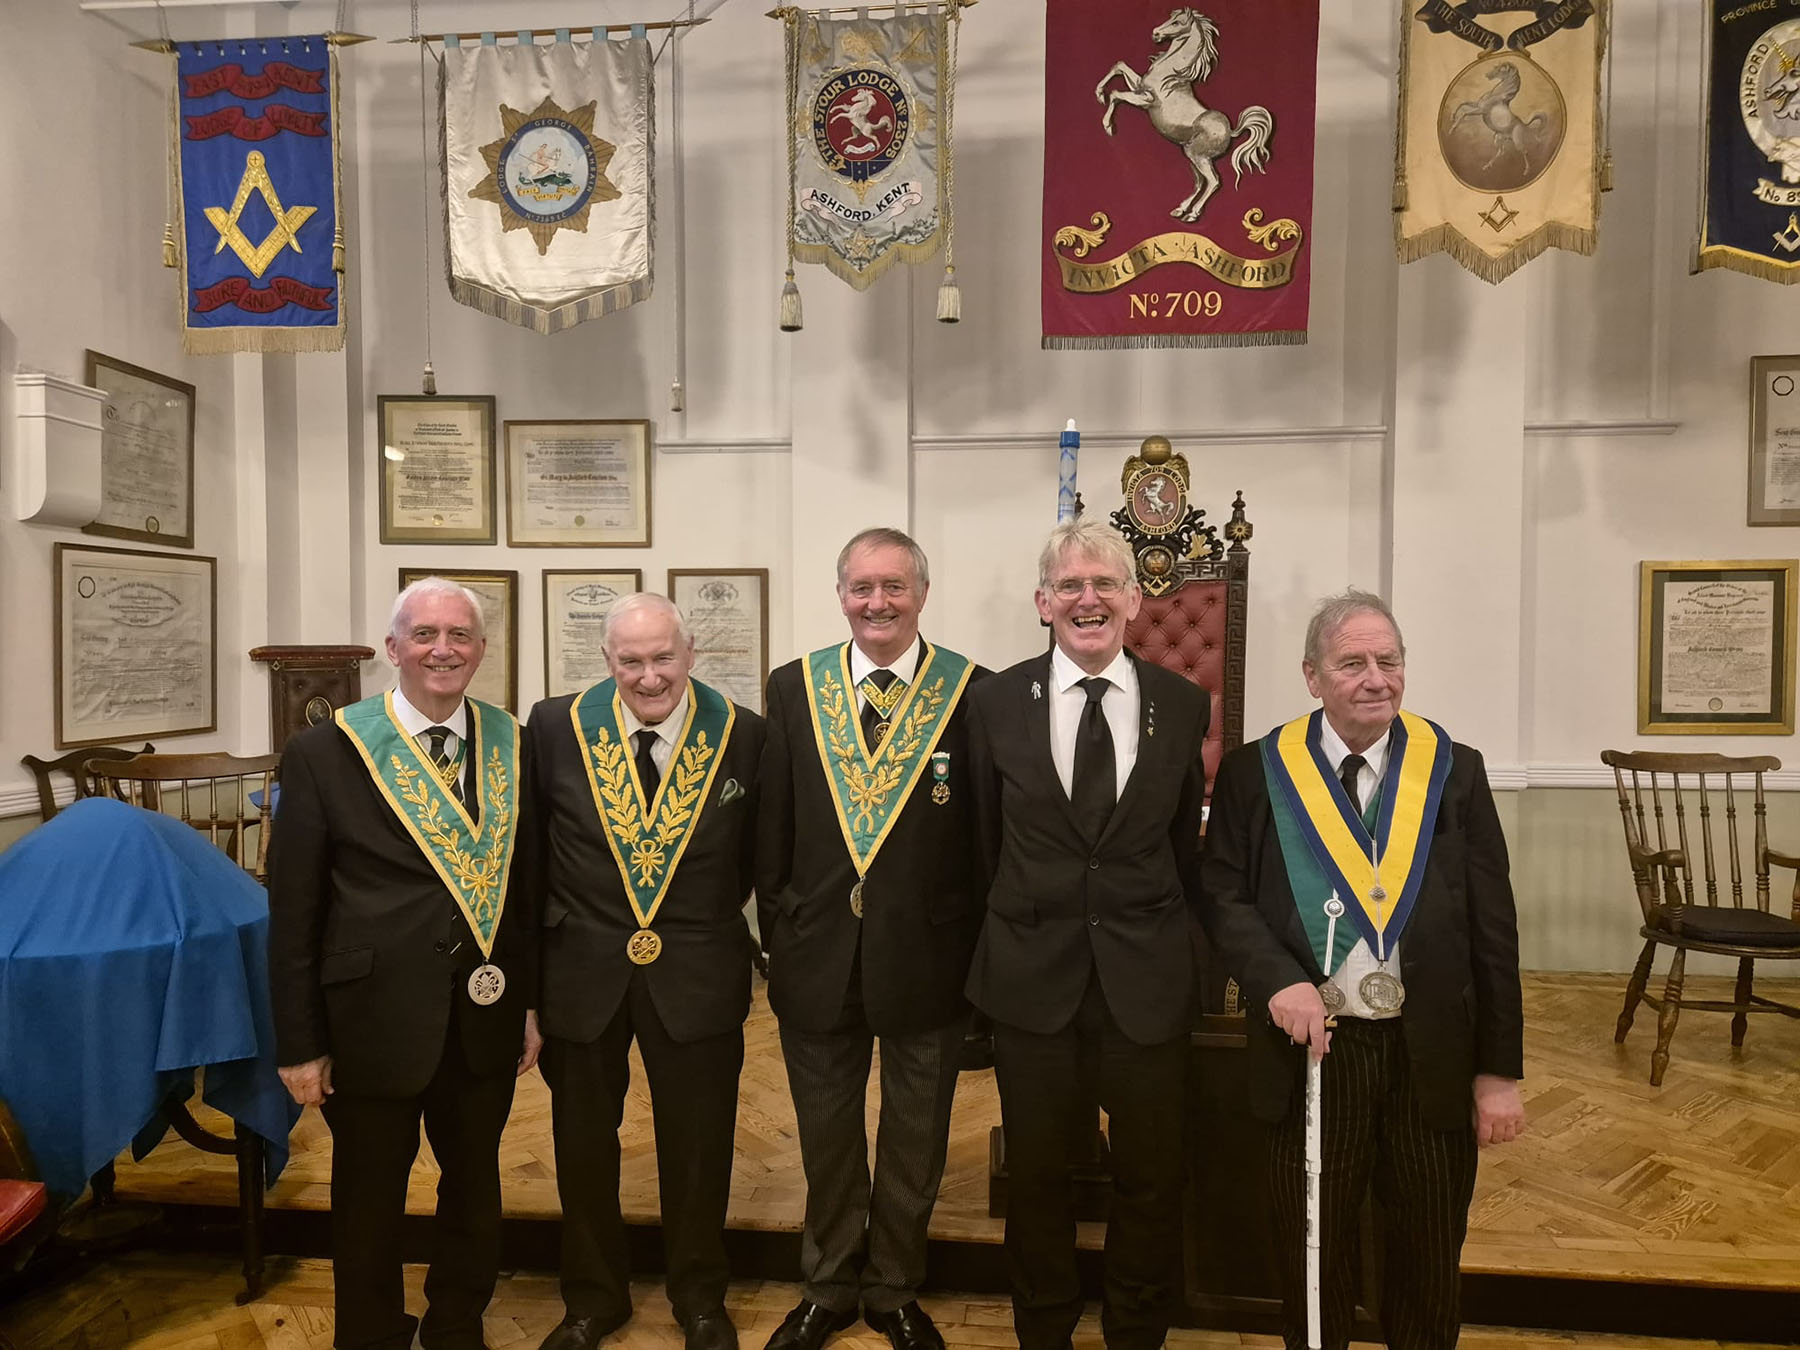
[
  {"xmin": 106, "ymin": 972, "xmax": 1800, "ymax": 1292},
  {"xmin": 2, "ymin": 1253, "xmax": 1791, "ymax": 1350}
]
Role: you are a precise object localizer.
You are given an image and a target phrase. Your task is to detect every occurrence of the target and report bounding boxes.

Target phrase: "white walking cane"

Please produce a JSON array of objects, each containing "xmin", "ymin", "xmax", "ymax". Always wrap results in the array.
[{"xmin": 1305, "ymin": 894, "xmax": 1345, "ymax": 1350}]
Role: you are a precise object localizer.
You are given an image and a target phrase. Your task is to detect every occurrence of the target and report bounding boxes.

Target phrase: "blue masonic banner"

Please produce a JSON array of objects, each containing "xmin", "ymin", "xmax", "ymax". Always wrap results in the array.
[
  {"xmin": 173, "ymin": 35, "xmax": 345, "ymax": 351},
  {"xmin": 1698, "ymin": 1, "xmax": 1800, "ymax": 283}
]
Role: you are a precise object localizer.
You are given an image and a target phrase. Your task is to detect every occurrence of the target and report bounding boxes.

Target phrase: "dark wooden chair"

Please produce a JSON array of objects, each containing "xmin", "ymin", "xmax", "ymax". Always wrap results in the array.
[
  {"xmin": 19, "ymin": 744, "xmax": 154, "ymax": 823},
  {"xmin": 88, "ymin": 751, "xmax": 280, "ymax": 883},
  {"xmin": 1602, "ymin": 749, "xmax": 1800, "ymax": 1086}
]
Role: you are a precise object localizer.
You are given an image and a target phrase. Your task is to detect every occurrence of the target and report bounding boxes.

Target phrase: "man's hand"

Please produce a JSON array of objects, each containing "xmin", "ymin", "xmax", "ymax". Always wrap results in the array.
[
  {"xmin": 1473, "ymin": 1073, "xmax": 1524, "ymax": 1145},
  {"xmin": 279, "ymin": 1055, "xmax": 334, "ymax": 1107},
  {"xmin": 518, "ymin": 1007, "xmax": 544, "ymax": 1076},
  {"xmin": 1269, "ymin": 981, "xmax": 1332, "ymax": 1061}
]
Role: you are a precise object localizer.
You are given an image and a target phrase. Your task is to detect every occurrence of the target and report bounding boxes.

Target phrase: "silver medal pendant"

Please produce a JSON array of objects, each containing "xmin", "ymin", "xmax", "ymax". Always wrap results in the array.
[
  {"xmin": 467, "ymin": 963, "xmax": 506, "ymax": 1006},
  {"xmin": 850, "ymin": 878, "xmax": 865, "ymax": 918},
  {"xmin": 1319, "ymin": 981, "xmax": 1346, "ymax": 1013},
  {"xmin": 1358, "ymin": 970, "xmax": 1405, "ymax": 1013}
]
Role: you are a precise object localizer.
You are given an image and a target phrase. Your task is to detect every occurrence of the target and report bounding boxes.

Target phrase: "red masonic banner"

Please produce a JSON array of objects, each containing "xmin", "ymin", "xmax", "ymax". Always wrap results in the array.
[{"xmin": 1042, "ymin": 1, "xmax": 1320, "ymax": 349}]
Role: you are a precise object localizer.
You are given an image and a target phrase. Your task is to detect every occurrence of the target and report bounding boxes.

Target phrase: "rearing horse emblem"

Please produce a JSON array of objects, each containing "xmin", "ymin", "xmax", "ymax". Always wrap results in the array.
[{"xmin": 1095, "ymin": 8, "xmax": 1274, "ymax": 223}]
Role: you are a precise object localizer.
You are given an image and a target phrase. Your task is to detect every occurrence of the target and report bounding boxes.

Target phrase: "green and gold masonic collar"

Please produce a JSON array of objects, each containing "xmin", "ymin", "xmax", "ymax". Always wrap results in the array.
[
  {"xmin": 336, "ymin": 692, "xmax": 521, "ymax": 959},
  {"xmin": 804, "ymin": 640, "xmax": 974, "ymax": 878},
  {"xmin": 571, "ymin": 677, "xmax": 736, "ymax": 935},
  {"xmin": 1260, "ymin": 709, "xmax": 1452, "ymax": 970}
]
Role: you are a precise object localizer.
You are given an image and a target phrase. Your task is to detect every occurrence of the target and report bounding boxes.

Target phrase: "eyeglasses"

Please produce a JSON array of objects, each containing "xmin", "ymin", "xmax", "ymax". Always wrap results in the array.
[{"xmin": 1049, "ymin": 576, "xmax": 1128, "ymax": 599}]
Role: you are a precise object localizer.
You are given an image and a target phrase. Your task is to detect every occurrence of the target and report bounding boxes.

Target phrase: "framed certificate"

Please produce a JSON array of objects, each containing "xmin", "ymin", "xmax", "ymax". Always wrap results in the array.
[
  {"xmin": 399, "ymin": 568, "xmax": 518, "ymax": 713},
  {"xmin": 669, "ymin": 568, "xmax": 769, "ymax": 713},
  {"xmin": 379, "ymin": 395, "xmax": 497, "ymax": 544},
  {"xmin": 1638, "ymin": 559, "xmax": 1798, "ymax": 734},
  {"xmin": 543, "ymin": 569, "xmax": 642, "ymax": 699},
  {"xmin": 83, "ymin": 351, "xmax": 196, "ymax": 548},
  {"xmin": 55, "ymin": 543, "xmax": 217, "ymax": 747},
  {"xmin": 1749, "ymin": 356, "xmax": 1800, "ymax": 525},
  {"xmin": 505, "ymin": 419, "xmax": 652, "ymax": 546}
]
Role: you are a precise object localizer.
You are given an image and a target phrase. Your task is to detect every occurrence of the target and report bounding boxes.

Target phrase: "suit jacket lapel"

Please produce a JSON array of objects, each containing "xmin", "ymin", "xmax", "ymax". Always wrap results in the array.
[
  {"xmin": 1097, "ymin": 653, "xmax": 1160, "ymax": 849},
  {"xmin": 1022, "ymin": 651, "xmax": 1081, "ymax": 836}
]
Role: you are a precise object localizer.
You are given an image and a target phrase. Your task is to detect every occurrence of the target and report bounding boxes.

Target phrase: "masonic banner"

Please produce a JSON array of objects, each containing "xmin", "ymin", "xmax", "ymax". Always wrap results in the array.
[
  {"xmin": 1041, "ymin": 0, "xmax": 1319, "ymax": 349},
  {"xmin": 173, "ymin": 36, "xmax": 344, "ymax": 353},
  {"xmin": 442, "ymin": 33, "xmax": 653, "ymax": 335},
  {"xmin": 1697, "ymin": 0, "xmax": 1800, "ymax": 283},
  {"xmin": 1395, "ymin": 0, "xmax": 1611, "ymax": 283}
]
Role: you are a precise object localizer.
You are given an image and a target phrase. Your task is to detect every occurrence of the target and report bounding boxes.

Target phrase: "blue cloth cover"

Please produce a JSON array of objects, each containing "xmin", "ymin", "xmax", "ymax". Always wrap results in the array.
[{"xmin": 0, "ymin": 798, "xmax": 299, "ymax": 1199}]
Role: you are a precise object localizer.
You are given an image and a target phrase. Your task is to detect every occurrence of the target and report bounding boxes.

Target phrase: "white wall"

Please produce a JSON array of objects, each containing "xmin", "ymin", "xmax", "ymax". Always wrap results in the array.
[{"xmin": 3, "ymin": 0, "xmax": 1797, "ymax": 974}]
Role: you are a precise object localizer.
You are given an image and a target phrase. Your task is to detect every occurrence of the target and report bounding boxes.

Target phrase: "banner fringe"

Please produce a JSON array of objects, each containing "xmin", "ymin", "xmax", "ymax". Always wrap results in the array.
[
  {"xmin": 446, "ymin": 274, "xmax": 655, "ymax": 335},
  {"xmin": 1695, "ymin": 250, "xmax": 1800, "ymax": 284},
  {"xmin": 792, "ymin": 232, "xmax": 943, "ymax": 292},
  {"xmin": 1042, "ymin": 330, "xmax": 1307, "ymax": 350},
  {"xmin": 183, "ymin": 321, "xmax": 346, "ymax": 354},
  {"xmin": 1397, "ymin": 221, "xmax": 1596, "ymax": 284}
]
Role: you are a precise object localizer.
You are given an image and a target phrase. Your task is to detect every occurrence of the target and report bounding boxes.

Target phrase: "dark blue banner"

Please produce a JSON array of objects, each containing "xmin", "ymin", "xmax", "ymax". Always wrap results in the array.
[
  {"xmin": 1698, "ymin": 1, "xmax": 1800, "ymax": 283},
  {"xmin": 176, "ymin": 35, "xmax": 344, "ymax": 350}
]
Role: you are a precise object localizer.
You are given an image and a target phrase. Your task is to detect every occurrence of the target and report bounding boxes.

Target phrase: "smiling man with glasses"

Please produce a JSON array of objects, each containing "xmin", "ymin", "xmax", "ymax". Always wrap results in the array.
[{"xmin": 963, "ymin": 518, "xmax": 1211, "ymax": 1350}]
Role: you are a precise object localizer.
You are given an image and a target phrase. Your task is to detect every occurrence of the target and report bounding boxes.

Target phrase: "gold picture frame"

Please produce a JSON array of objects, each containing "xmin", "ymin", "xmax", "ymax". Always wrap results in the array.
[
  {"xmin": 504, "ymin": 419, "xmax": 652, "ymax": 546},
  {"xmin": 379, "ymin": 395, "xmax": 498, "ymax": 544},
  {"xmin": 1748, "ymin": 356, "xmax": 1800, "ymax": 526},
  {"xmin": 1638, "ymin": 559, "xmax": 1797, "ymax": 734}
]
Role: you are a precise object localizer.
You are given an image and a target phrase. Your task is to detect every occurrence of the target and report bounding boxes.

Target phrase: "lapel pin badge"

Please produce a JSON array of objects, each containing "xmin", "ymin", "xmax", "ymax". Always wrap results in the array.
[
  {"xmin": 1031, "ymin": 681, "xmax": 1043, "ymax": 700},
  {"xmin": 930, "ymin": 751, "xmax": 951, "ymax": 804}
]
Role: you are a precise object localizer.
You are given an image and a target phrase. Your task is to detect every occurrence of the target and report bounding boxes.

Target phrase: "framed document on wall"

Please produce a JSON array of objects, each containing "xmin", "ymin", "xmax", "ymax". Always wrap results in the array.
[
  {"xmin": 669, "ymin": 568, "xmax": 769, "ymax": 713},
  {"xmin": 543, "ymin": 569, "xmax": 642, "ymax": 699},
  {"xmin": 379, "ymin": 395, "xmax": 497, "ymax": 544},
  {"xmin": 1749, "ymin": 356, "xmax": 1800, "ymax": 525},
  {"xmin": 1638, "ymin": 559, "xmax": 1797, "ymax": 734},
  {"xmin": 83, "ymin": 351, "xmax": 196, "ymax": 548},
  {"xmin": 399, "ymin": 567, "xmax": 518, "ymax": 712},
  {"xmin": 55, "ymin": 543, "xmax": 217, "ymax": 747},
  {"xmin": 505, "ymin": 419, "xmax": 652, "ymax": 546}
]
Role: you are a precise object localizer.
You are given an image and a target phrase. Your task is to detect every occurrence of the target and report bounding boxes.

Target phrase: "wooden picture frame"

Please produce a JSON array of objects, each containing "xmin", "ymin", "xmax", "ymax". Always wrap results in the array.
[
  {"xmin": 398, "ymin": 567, "xmax": 518, "ymax": 713},
  {"xmin": 504, "ymin": 418, "xmax": 652, "ymax": 547},
  {"xmin": 668, "ymin": 568, "xmax": 770, "ymax": 714},
  {"xmin": 55, "ymin": 542, "xmax": 217, "ymax": 747},
  {"xmin": 379, "ymin": 395, "xmax": 498, "ymax": 544},
  {"xmin": 1638, "ymin": 559, "xmax": 1797, "ymax": 734},
  {"xmin": 83, "ymin": 351, "xmax": 196, "ymax": 548},
  {"xmin": 542, "ymin": 569, "xmax": 643, "ymax": 699},
  {"xmin": 1748, "ymin": 356, "xmax": 1800, "ymax": 526}
]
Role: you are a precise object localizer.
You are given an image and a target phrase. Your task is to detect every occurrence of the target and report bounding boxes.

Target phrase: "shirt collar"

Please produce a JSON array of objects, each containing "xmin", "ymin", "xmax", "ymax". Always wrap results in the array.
[
  {"xmin": 1050, "ymin": 643, "xmax": 1136, "ymax": 695},
  {"xmin": 619, "ymin": 685, "xmax": 691, "ymax": 746},
  {"xmin": 1318, "ymin": 715, "xmax": 1391, "ymax": 781},
  {"xmin": 391, "ymin": 687, "xmax": 468, "ymax": 742},
  {"xmin": 850, "ymin": 634, "xmax": 922, "ymax": 686}
]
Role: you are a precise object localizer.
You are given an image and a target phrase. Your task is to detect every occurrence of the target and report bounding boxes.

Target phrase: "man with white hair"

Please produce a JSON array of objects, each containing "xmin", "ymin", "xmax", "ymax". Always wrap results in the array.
[
  {"xmin": 270, "ymin": 575, "xmax": 539, "ymax": 1350},
  {"xmin": 526, "ymin": 593, "xmax": 766, "ymax": 1350}
]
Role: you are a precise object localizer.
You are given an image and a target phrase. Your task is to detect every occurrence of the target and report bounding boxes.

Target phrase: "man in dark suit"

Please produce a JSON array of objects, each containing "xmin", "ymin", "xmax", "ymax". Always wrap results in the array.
[
  {"xmin": 526, "ymin": 593, "xmax": 764, "ymax": 1350},
  {"xmin": 964, "ymin": 517, "xmax": 1210, "ymax": 1350},
  {"xmin": 1199, "ymin": 588, "xmax": 1525, "ymax": 1350},
  {"xmin": 270, "ymin": 576, "xmax": 539, "ymax": 1350},
  {"xmin": 756, "ymin": 527, "xmax": 984, "ymax": 1350}
]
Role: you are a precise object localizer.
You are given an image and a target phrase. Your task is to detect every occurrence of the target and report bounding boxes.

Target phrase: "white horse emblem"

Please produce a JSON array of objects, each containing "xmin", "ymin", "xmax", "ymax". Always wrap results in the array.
[
  {"xmin": 1449, "ymin": 63, "xmax": 1549, "ymax": 174},
  {"xmin": 1094, "ymin": 7, "xmax": 1275, "ymax": 224},
  {"xmin": 829, "ymin": 87, "xmax": 895, "ymax": 157}
]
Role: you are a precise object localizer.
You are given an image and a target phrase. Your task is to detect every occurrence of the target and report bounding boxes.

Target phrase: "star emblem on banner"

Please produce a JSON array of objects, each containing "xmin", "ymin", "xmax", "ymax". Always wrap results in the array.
[
  {"xmin": 469, "ymin": 95, "xmax": 618, "ymax": 256},
  {"xmin": 204, "ymin": 151, "xmax": 318, "ymax": 278}
]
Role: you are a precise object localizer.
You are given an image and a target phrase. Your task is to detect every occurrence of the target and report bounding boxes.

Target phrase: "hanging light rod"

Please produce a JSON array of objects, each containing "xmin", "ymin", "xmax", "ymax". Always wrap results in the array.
[
  {"xmin": 765, "ymin": 0, "xmax": 976, "ymax": 15},
  {"xmin": 397, "ymin": 16, "xmax": 709, "ymax": 42},
  {"xmin": 129, "ymin": 30, "xmax": 373, "ymax": 52}
]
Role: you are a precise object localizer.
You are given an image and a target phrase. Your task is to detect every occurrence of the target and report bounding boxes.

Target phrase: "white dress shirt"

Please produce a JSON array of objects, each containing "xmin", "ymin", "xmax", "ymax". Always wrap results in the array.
[
  {"xmin": 849, "ymin": 636, "xmax": 922, "ymax": 717},
  {"xmin": 392, "ymin": 688, "xmax": 469, "ymax": 758},
  {"xmin": 1317, "ymin": 718, "xmax": 1403, "ymax": 1020},
  {"xmin": 1047, "ymin": 645, "xmax": 1140, "ymax": 802},
  {"xmin": 619, "ymin": 686, "xmax": 691, "ymax": 777}
]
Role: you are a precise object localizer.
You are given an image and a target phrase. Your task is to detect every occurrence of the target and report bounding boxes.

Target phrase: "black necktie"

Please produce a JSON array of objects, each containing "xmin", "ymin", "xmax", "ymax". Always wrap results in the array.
[
  {"xmin": 1072, "ymin": 676, "xmax": 1116, "ymax": 840},
  {"xmin": 634, "ymin": 729, "xmax": 662, "ymax": 800},
  {"xmin": 423, "ymin": 725, "xmax": 464, "ymax": 804},
  {"xmin": 1340, "ymin": 753, "xmax": 1366, "ymax": 817},
  {"xmin": 860, "ymin": 668, "xmax": 901, "ymax": 752}
]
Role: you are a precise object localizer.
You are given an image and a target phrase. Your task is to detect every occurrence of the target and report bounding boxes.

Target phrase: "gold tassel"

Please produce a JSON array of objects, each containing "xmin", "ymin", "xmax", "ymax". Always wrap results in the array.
[
  {"xmin": 1600, "ymin": 151, "xmax": 1614, "ymax": 192},
  {"xmin": 333, "ymin": 224, "xmax": 346, "ymax": 273},
  {"xmin": 935, "ymin": 266, "xmax": 961, "ymax": 323},
  {"xmin": 779, "ymin": 272, "xmax": 803, "ymax": 332},
  {"xmin": 421, "ymin": 361, "xmax": 438, "ymax": 396},
  {"xmin": 669, "ymin": 380, "xmax": 685, "ymax": 413},
  {"xmin": 162, "ymin": 222, "xmax": 179, "ymax": 269},
  {"xmin": 1392, "ymin": 176, "xmax": 1408, "ymax": 212}
]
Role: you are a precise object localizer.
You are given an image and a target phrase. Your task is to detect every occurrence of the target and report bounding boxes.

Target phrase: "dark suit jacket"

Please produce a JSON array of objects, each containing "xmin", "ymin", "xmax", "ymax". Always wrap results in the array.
[
  {"xmin": 525, "ymin": 689, "xmax": 764, "ymax": 1045},
  {"xmin": 755, "ymin": 646, "xmax": 987, "ymax": 1037},
  {"xmin": 268, "ymin": 714, "xmax": 538, "ymax": 1099},
  {"xmin": 1198, "ymin": 732, "xmax": 1524, "ymax": 1130},
  {"xmin": 964, "ymin": 651, "xmax": 1210, "ymax": 1047}
]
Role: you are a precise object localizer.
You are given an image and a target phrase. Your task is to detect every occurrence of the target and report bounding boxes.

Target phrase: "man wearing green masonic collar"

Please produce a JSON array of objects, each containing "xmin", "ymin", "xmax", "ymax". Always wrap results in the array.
[{"xmin": 269, "ymin": 576, "xmax": 537, "ymax": 1350}]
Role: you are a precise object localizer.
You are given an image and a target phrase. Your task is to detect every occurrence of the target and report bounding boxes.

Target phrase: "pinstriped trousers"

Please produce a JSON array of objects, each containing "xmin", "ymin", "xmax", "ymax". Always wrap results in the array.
[{"xmin": 1267, "ymin": 1018, "xmax": 1477, "ymax": 1350}]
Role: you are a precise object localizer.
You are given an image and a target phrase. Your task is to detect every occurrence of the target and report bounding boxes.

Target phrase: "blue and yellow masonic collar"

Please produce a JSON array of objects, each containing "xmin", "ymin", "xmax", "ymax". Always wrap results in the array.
[
  {"xmin": 1260, "ymin": 709, "xmax": 1452, "ymax": 964},
  {"xmin": 803, "ymin": 640, "xmax": 974, "ymax": 877},
  {"xmin": 336, "ymin": 692, "xmax": 520, "ymax": 958}
]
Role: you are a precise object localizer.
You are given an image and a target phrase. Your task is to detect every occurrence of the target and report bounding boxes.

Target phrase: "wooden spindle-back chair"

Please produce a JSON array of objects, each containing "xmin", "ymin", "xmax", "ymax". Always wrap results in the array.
[
  {"xmin": 1601, "ymin": 750, "xmax": 1800, "ymax": 1085},
  {"xmin": 19, "ymin": 744, "xmax": 155, "ymax": 823},
  {"xmin": 87, "ymin": 752, "xmax": 281, "ymax": 883}
]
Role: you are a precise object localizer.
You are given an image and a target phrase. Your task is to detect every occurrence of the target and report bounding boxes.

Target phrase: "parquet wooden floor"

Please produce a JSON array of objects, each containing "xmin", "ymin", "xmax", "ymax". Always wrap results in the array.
[
  {"xmin": 2, "ymin": 1253, "xmax": 1790, "ymax": 1350},
  {"xmin": 106, "ymin": 974, "xmax": 1800, "ymax": 1291}
]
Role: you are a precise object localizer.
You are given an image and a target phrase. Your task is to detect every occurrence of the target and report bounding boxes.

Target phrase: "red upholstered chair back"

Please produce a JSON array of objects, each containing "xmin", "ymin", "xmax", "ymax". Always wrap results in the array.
[{"xmin": 1126, "ymin": 577, "xmax": 1241, "ymax": 795}]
